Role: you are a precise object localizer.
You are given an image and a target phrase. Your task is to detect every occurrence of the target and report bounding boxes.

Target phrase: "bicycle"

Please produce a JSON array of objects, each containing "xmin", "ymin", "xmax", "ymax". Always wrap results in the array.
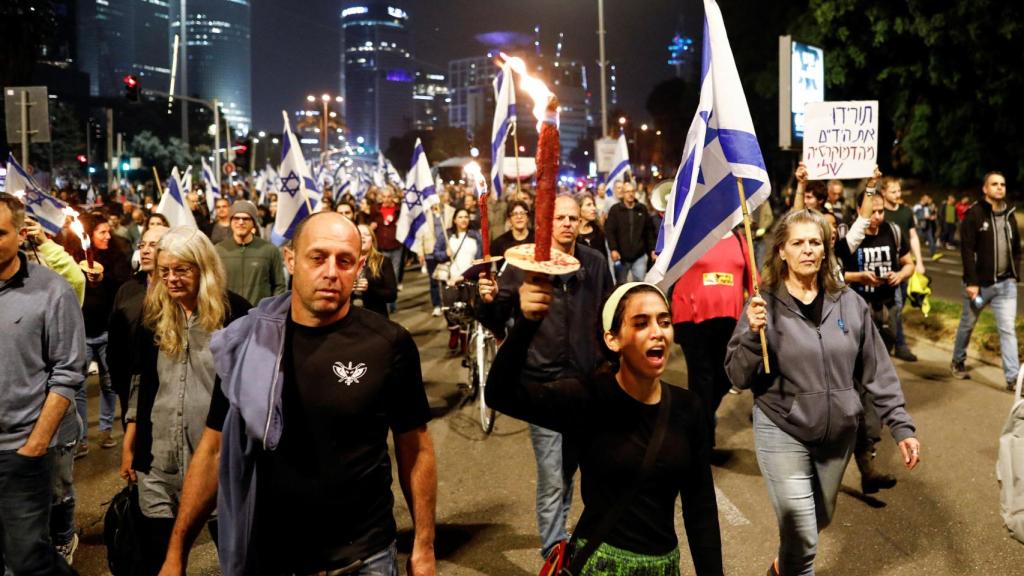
[{"xmin": 437, "ymin": 276, "xmax": 498, "ymax": 434}]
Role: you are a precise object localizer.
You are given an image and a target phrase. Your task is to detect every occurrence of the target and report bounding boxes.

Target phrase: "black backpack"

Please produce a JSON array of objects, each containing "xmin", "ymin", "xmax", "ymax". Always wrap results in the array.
[{"xmin": 103, "ymin": 484, "xmax": 142, "ymax": 575}]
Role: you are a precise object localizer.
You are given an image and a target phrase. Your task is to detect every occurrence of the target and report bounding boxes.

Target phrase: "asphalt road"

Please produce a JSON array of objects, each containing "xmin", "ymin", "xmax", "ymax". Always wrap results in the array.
[{"xmin": 67, "ymin": 271, "xmax": 1024, "ymax": 575}]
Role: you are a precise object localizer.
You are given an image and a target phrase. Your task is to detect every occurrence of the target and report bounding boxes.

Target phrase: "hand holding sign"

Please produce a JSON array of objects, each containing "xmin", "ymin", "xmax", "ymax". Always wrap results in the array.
[{"xmin": 802, "ymin": 101, "xmax": 879, "ymax": 180}]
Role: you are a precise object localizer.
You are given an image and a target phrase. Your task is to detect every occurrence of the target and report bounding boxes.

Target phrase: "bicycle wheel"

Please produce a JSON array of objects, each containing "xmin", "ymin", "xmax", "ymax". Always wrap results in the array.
[{"xmin": 475, "ymin": 326, "xmax": 497, "ymax": 434}]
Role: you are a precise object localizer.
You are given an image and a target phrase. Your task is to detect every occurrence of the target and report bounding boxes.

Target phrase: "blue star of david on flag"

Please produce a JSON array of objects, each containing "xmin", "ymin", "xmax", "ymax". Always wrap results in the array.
[
  {"xmin": 279, "ymin": 171, "xmax": 301, "ymax": 197},
  {"xmin": 396, "ymin": 138, "xmax": 439, "ymax": 256},
  {"xmin": 5, "ymin": 153, "xmax": 68, "ymax": 234}
]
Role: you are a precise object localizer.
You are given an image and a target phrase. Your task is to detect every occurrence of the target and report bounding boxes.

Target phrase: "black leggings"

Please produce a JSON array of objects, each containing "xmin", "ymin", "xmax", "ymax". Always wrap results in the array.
[
  {"xmin": 138, "ymin": 514, "xmax": 218, "ymax": 576},
  {"xmin": 675, "ymin": 317, "xmax": 737, "ymax": 447}
]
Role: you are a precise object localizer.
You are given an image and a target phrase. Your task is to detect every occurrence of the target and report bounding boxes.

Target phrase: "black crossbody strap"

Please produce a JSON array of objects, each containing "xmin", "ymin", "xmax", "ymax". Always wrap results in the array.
[{"xmin": 565, "ymin": 382, "xmax": 673, "ymax": 574}]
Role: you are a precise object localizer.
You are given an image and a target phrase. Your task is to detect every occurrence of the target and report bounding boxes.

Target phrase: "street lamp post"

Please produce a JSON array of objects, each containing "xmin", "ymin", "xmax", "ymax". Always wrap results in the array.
[{"xmin": 306, "ymin": 94, "xmax": 344, "ymax": 163}]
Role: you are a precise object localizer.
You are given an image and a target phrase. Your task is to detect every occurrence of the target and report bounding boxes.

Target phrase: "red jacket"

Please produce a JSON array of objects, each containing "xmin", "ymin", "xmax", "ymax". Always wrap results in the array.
[
  {"xmin": 671, "ymin": 232, "xmax": 754, "ymax": 325},
  {"xmin": 372, "ymin": 204, "xmax": 401, "ymax": 251}
]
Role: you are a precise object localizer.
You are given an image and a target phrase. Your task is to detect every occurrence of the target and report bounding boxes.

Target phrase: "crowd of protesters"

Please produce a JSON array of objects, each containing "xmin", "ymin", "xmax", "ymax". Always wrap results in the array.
[{"xmin": 0, "ymin": 154, "xmax": 1018, "ymax": 576}]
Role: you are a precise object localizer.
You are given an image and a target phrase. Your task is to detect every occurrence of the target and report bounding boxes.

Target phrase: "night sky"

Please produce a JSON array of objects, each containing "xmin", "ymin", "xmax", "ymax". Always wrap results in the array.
[{"xmin": 251, "ymin": 0, "xmax": 700, "ymax": 131}]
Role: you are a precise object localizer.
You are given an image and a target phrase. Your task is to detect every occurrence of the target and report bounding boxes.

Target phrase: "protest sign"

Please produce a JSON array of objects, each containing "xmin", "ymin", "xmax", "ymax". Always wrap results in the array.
[{"xmin": 802, "ymin": 100, "xmax": 878, "ymax": 180}]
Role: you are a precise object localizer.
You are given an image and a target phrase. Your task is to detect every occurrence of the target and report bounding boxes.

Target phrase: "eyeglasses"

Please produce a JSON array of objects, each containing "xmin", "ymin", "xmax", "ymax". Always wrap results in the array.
[
  {"xmin": 510, "ymin": 210, "xmax": 529, "ymax": 217},
  {"xmin": 158, "ymin": 265, "xmax": 196, "ymax": 280},
  {"xmin": 230, "ymin": 215, "xmax": 254, "ymax": 223}
]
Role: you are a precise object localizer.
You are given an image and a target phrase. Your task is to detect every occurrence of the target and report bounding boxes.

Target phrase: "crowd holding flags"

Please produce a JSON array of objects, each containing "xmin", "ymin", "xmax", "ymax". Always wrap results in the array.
[
  {"xmin": 603, "ymin": 132, "xmax": 631, "ymax": 205},
  {"xmin": 647, "ymin": 0, "xmax": 771, "ymax": 290},
  {"xmin": 490, "ymin": 61, "xmax": 516, "ymax": 198},
  {"xmin": 4, "ymin": 152, "xmax": 69, "ymax": 234},
  {"xmin": 156, "ymin": 166, "xmax": 198, "ymax": 228},
  {"xmin": 202, "ymin": 157, "xmax": 220, "ymax": 213},
  {"xmin": 396, "ymin": 138, "xmax": 438, "ymax": 256}
]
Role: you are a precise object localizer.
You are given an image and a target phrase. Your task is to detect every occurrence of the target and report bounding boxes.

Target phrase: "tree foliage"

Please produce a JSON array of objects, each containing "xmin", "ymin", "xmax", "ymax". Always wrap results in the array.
[
  {"xmin": 798, "ymin": 0, "xmax": 1024, "ymax": 186},
  {"xmin": 128, "ymin": 131, "xmax": 197, "ymax": 178}
]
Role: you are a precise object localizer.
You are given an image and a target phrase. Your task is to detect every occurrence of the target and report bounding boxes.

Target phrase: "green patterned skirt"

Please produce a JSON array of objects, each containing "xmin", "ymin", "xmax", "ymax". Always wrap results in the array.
[{"xmin": 574, "ymin": 539, "xmax": 680, "ymax": 576}]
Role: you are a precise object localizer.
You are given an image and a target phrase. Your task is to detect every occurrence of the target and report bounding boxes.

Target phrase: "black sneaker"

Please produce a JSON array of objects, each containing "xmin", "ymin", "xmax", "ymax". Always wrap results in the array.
[
  {"xmin": 950, "ymin": 360, "xmax": 970, "ymax": 379},
  {"xmin": 894, "ymin": 346, "xmax": 918, "ymax": 362},
  {"xmin": 1007, "ymin": 381, "xmax": 1017, "ymax": 393}
]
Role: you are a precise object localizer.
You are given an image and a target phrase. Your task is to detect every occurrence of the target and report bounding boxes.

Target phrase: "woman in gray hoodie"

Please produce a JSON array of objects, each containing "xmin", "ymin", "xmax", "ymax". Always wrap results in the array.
[{"xmin": 725, "ymin": 209, "xmax": 921, "ymax": 576}]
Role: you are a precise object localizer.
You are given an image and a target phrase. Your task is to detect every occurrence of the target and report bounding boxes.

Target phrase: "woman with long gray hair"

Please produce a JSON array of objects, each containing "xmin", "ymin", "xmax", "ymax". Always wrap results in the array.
[
  {"xmin": 120, "ymin": 226, "xmax": 250, "ymax": 575},
  {"xmin": 726, "ymin": 209, "xmax": 920, "ymax": 576}
]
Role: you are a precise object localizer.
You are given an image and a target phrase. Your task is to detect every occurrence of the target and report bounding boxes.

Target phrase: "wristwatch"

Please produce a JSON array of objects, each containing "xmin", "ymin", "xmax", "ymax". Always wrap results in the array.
[{"xmin": 865, "ymin": 186, "xmax": 877, "ymax": 196}]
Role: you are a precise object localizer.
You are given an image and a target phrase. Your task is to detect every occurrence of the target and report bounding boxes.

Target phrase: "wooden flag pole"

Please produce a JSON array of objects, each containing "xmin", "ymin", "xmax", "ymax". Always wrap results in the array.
[
  {"xmin": 737, "ymin": 177, "xmax": 771, "ymax": 374},
  {"xmin": 152, "ymin": 167, "xmax": 163, "ymax": 197}
]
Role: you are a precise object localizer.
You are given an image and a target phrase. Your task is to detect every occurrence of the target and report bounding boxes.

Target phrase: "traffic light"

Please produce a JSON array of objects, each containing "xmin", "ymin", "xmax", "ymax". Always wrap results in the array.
[
  {"xmin": 76, "ymin": 154, "xmax": 87, "ymax": 165},
  {"xmin": 123, "ymin": 74, "xmax": 140, "ymax": 102}
]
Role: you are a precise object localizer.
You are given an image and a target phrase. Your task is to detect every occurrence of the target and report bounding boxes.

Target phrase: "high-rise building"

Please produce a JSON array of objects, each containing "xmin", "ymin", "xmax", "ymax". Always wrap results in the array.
[
  {"xmin": 447, "ymin": 55, "xmax": 497, "ymax": 131},
  {"xmin": 413, "ymin": 71, "xmax": 449, "ymax": 131},
  {"xmin": 170, "ymin": 0, "xmax": 253, "ymax": 133},
  {"xmin": 448, "ymin": 33, "xmax": 591, "ymax": 167},
  {"xmin": 340, "ymin": 1, "xmax": 414, "ymax": 154},
  {"xmin": 76, "ymin": 0, "xmax": 171, "ymax": 97}
]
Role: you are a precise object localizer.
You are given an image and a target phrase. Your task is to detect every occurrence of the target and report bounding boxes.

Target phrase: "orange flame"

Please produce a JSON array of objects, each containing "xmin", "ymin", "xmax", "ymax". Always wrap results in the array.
[
  {"xmin": 64, "ymin": 206, "xmax": 90, "ymax": 252},
  {"xmin": 499, "ymin": 53, "xmax": 557, "ymax": 127},
  {"xmin": 462, "ymin": 161, "xmax": 487, "ymax": 196}
]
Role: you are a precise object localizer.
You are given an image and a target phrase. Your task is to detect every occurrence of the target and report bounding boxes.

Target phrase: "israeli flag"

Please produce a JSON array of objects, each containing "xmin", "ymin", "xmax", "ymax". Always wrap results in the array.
[
  {"xmin": 202, "ymin": 157, "xmax": 220, "ymax": 214},
  {"xmin": 272, "ymin": 111, "xmax": 321, "ymax": 246},
  {"xmin": 646, "ymin": 0, "xmax": 771, "ymax": 289},
  {"xmin": 491, "ymin": 62, "xmax": 516, "ymax": 197},
  {"xmin": 156, "ymin": 166, "xmax": 198, "ymax": 228},
  {"xmin": 333, "ymin": 167, "xmax": 352, "ymax": 204},
  {"xmin": 4, "ymin": 153, "xmax": 68, "ymax": 234},
  {"xmin": 396, "ymin": 138, "xmax": 439, "ymax": 255},
  {"xmin": 258, "ymin": 165, "xmax": 278, "ymax": 206},
  {"xmin": 603, "ymin": 132, "xmax": 631, "ymax": 205}
]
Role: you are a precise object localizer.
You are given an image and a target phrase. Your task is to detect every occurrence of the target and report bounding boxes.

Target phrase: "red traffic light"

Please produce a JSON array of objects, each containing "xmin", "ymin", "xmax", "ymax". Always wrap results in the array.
[
  {"xmin": 123, "ymin": 75, "xmax": 138, "ymax": 88},
  {"xmin": 76, "ymin": 154, "xmax": 88, "ymax": 164}
]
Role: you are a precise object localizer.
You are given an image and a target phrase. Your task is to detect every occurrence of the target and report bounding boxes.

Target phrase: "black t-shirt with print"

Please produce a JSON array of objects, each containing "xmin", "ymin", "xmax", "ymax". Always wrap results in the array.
[
  {"xmin": 206, "ymin": 306, "xmax": 432, "ymax": 573},
  {"xmin": 836, "ymin": 223, "xmax": 909, "ymax": 304}
]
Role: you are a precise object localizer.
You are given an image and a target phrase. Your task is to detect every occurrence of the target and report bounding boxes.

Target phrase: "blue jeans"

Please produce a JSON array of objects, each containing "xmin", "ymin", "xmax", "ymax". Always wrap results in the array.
[
  {"xmin": 79, "ymin": 332, "xmax": 118, "ymax": 438},
  {"xmin": 892, "ymin": 286, "xmax": 908, "ymax": 349},
  {"xmin": 753, "ymin": 406, "xmax": 855, "ymax": 576},
  {"xmin": 50, "ymin": 409, "xmax": 80, "ymax": 546},
  {"xmin": 351, "ymin": 541, "xmax": 398, "ymax": 576},
  {"xmin": 953, "ymin": 278, "xmax": 1020, "ymax": 383},
  {"xmin": 529, "ymin": 424, "xmax": 577, "ymax": 558},
  {"xmin": 614, "ymin": 254, "xmax": 648, "ymax": 284},
  {"xmin": 0, "ymin": 451, "xmax": 73, "ymax": 575},
  {"xmin": 425, "ymin": 258, "xmax": 442, "ymax": 307}
]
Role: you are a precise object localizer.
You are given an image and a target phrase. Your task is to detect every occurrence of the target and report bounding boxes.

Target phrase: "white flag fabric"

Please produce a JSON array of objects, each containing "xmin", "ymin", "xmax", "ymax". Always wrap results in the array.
[
  {"xmin": 156, "ymin": 166, "xmax": 198, "ymax": 229},
  {"xmin": 202, "ymin": 157, "xmax": 220, "ymax": 214},
  {"xmin": 603, "ymin": 133, "xmax": 631, "ymax": 206},
  {"xmin": 258, "ymin": 165, "xmax": 278, "ymax": 206},
  {"xmin": 5, "ymin": 153, "xmax": 68, "ymax": 235},
  {"xmin": 396, "ymin": 138, "xmax": 439, "ymax": 255},
  {"xmin": 271, "ymin": 111, "xmax": 318, "ymax": 246},
  {"xmin": 491, "ymin": 62, "xmax": 516, "ymax": 197},
  {"xmin": 333, "ymin": 167, "xmax": 352, "ymax": 204},
  {"xmin": 646, "ymin": 0, "xmax": 771, "ymax": 289}
]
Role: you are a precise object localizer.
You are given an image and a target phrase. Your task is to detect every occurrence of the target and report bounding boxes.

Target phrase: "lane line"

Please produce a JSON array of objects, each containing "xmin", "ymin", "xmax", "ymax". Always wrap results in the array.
[{"xmin": 715, "ymin": 486, "xmax": 751, "ymax": 526}]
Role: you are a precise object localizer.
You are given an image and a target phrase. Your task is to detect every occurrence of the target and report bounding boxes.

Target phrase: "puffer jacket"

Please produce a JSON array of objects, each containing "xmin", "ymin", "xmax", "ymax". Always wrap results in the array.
[{"xmin": 725, "ymin": 284, "xmax": 916, "ymax": 445}]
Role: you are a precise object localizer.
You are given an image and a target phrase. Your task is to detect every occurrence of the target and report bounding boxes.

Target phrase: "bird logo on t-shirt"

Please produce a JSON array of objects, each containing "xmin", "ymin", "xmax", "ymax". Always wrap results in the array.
[{"xmin": 333, "ymin": 361, "xmax": 367, "ymax": 386}]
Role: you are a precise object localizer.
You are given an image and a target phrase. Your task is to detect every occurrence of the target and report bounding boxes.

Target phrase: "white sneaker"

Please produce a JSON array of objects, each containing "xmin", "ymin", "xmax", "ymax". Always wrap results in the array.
[
  {"xmin": 432, "ymin": 307, "xmax": 441, "ymax": 317},
  {"xmin": 88, "ymin": 361, "xmax": 98, "ymax": 375},
  {"xmin": 56, "ymin": 532, "xmax": 78, "ymax": 566},
  {"xmin": 398, "ymin": 283, "xmax": 404, "ymax": 291}
]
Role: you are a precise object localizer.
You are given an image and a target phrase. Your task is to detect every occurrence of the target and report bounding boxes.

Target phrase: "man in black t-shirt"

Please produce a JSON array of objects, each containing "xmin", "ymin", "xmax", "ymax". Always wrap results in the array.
[
  {"xmin": 159, "ymin": 212, "xmax": 437, "ymax": 576},
  {"xmin": 835, "ymin": 192, "xmax": 914, "ymax": 495}
]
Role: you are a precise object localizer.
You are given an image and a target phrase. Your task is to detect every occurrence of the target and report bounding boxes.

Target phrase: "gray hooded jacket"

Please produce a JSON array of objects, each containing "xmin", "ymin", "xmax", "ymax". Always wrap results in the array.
[{"xmin": 725, "ymin": 285, "xmax": 916, "ymax": 445}]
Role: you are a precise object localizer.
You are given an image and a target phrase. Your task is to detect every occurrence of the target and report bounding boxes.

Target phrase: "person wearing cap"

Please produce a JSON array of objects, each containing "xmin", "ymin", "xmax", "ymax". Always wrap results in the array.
[
  {"xmin": 476, "ymin": 195, "xmax": 614, "ymax": 560},
  {"xmin": 486, "ymin": 282, "xmax": 723, "ymax": 575},
  {"xmin": 215, "ymin": 200, "xmax": 286, "ymax": 306}
]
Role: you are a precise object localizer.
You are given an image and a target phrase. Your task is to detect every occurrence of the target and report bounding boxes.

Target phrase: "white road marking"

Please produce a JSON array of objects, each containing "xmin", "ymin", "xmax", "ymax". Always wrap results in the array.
[{"xmin": 715, "ymin": 486, "xmax": 751, "ymax": 526}]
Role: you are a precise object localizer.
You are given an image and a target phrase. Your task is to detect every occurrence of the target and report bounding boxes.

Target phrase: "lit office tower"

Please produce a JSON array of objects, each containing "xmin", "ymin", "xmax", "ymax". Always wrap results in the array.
[
  {"xmin": 170, "ymin": 0, "xmax": 252, "ymax": 133},
  {"xmin": 340, "ymin": 1, "xmax": 414, "ymax": 154},
  {"xmin": 413, "ymin": 71, "xmax": 449, "ymax": 131}
]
